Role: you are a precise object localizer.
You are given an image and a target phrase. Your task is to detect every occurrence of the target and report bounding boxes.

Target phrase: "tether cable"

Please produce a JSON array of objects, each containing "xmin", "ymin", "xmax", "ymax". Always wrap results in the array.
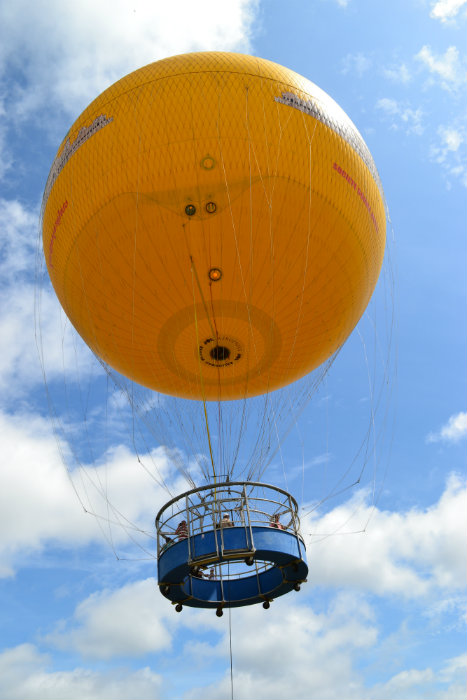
[
  {"xmin": 228, "ymin": 574, "xmax": 234, "ymax": 699},
  {"xmin": 190, "ymin": 259, "xmax": 217, "ymax": 483}
]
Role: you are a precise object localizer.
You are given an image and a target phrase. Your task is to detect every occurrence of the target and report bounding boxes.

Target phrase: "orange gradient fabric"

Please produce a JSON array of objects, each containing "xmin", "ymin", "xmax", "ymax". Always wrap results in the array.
[{"xmin": 42, "ymin": 52, "xmax": 386, "ymax": 400}]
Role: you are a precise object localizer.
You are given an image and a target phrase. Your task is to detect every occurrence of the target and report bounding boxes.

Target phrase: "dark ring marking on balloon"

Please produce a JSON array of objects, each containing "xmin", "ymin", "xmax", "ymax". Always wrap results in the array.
[
  {"xmin": 208, "ymin": 268, "xmax": 222, "ymax": 281},
  {"xmin": 157, "ymin": 301, "xmax": 281, "ymax": 390},
  {"xmin": 199, "ymin": 336, "xmax": 242, "ymax": 368},
  {"xmin": 200, "ymin": 156, "xmax": 216, "ymax": 170}
]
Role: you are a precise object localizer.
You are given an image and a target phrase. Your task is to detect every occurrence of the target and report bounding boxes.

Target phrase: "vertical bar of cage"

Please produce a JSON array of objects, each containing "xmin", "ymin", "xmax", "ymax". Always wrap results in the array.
[
  {"xmin": 186, "ymin": 494, "xmax": 192, "ymax": 563},
  {"xmin": 289, "ymin": 493, "xmax": 302, "ymax": 560},
  {"xmin": 211, "ymin": 492, "xmax": 220, "ymax": 560},
  {"xmin": 156, "ymin": 514, "xmax": 160, "ymax": 559},
  {"xmin": 243, "ymin": 484, "xmax": 255, "ymax": 553}
]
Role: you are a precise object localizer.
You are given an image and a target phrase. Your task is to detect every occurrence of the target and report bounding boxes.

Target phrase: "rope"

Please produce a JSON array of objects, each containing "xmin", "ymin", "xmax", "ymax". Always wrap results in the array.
[
  {"xmin": 190, "ymin": 260, "xmax": 217, "ymax": 483},
  {"xmin": 228, "ymin": 581, "xmax": 234, "ymax": 700}
]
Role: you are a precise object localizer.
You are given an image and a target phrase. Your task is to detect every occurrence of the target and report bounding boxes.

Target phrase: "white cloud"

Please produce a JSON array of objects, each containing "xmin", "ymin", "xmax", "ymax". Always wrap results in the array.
[
  {"xmin": 2, "ymin": 475, "xmax": 464, "ymax": 698},
  {"xmin": 376, "ymin": 98, "xmax": 424, "ymax": 135},
  {"xmin": 372, "ymin": 668, "xmax": 435, "ymax": 697},
  {"xmin": 416, "ymin": 45, "xmax": 465, "ymax": 91},
  {"xmin": 45, "ymin": 579, "xmax": 173, "ymax": 659},
  {"xmin": 218, "ymin": 594, "xmax": 376, "ymax": 700},
  {"xmin": 430, "ymin": 0, "xmax": 467, "ymax": 23},
  {"xmin": 47, "ymin": 585, "xmax": 379, "ymax": 699},
  {"xmin": 383, "ymin": 62, "xmax": 411, "ymax": 84},
  {"xmin": 0, "ymin": 0, "xmax": 258, "ymax": 121},
  {"xmin": 304, "ymin": 473, "xmax": 467, "ymax": 596},
  {"xmin": 0, "ymin": 643, "xmax": 163, "ymax": 700},
  {"xmin": 427, "ymin": 411, "xmax": 467, "ymax": 443},
  {"xmin": 0, "ymin": 410, "xmax": 102, "ymax": 576},
  {"xmin": 439, "ymin": 653, "xmax": 467, "ymax": 681},
  {"xmin": 4, "ymin": 387, "xmax": 464, "ymax": 600},
  {"xmin": 0, "ymin": 198, "xmax": 92, "ymax": 399},
  {"xmin": 0, "ymin": 198, "xmax": 37, "ymax": 283},
  {"xmin": 183, "ymin": 591, "xmax": 465, "ymax": 700},
  {"xmin": 368, "ymin": 654, "xmax": 467, "ymax": 699},
  {"xmin": 42, "ymin": 476, "xmax": 467, "ymax": 663},
  {"xmin": 429, "ymin": 126, "xmax": 467, "ymax": 187},
  {"xmin": 10, "ymin": 577, "xmax": 463, "ymax": 700},
  {"xmin": 342, "ymin": 52, "xmax": 372, "ymax": 77},
  {"xmin": 0, "ymin": 123, "xmax": 11, "ymax": 180},
  {"xmin": 0, "ymin": 408, "xmax": 186, "ymax": 576},
  {"xmin": 438, "ymin": 126, "xmax": 464, "ymax": 152},
  {"xmin": 0, "ymin": 282, "xmax": 63, "ymax": 399},
  {"xmin": 0, "ymin": 221, "xmax": 96, "ymax": 402}
]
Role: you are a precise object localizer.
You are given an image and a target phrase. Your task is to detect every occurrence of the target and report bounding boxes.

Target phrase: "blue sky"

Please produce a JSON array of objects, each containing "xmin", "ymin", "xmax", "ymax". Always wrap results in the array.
[{"xmin": 0, "ymin": 1, "xmax": 466, "ymax": 698}]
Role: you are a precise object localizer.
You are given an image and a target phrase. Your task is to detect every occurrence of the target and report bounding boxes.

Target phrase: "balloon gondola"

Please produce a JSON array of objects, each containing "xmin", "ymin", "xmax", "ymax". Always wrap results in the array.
[
  {"xmin": 156, "ymin": 481, "xmax": 307, "ymax": 613},
  {"xmin": 40, "ymin": 52, "xmax": 387, "ymax": 611}
]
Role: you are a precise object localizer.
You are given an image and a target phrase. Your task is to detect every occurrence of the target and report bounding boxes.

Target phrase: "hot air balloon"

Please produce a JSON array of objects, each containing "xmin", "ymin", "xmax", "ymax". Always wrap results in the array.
[{"xmin": 40, "ymin": 52, "xmax": 388, "ymax": 613}]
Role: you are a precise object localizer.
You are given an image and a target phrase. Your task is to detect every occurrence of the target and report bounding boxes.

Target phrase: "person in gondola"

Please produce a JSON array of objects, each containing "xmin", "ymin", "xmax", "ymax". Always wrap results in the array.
[
  {"xmin": 219, "ymin": 513, "xmax": 234, "ymax": 528},
  {"xmin": 269, "ymin": 514, "xmax": 284, "ymax": 530},
  {"xmin": 175, "ymin": 520, "xmax": 188, "ymax": 539},
  {"xmin": 160, "ymin": 535, "xmax": 174, "ymax": 553}
]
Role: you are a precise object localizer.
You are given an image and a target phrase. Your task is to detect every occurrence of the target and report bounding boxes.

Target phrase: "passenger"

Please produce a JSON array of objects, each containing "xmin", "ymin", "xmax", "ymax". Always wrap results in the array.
[
  {"xmin": 269, "ymin": 514, "xmax": 284, "ymax": 530},
  {"xmin": 160, "ymin": 535, "xmax": 174, "ymax": 553},
  {"xmin": 220, "ymin": 513, "xmax": 234, "ymax": 528},
  {"xmin": 208, "ymin": 568, "xmax": 215, "ymax": 580},
  {"xmin": 175, "ymin": 520, "xmax": 188, "ymax": 539}
]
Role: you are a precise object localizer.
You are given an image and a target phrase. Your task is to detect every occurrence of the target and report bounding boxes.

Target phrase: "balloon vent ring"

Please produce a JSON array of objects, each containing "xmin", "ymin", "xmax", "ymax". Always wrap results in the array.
[{"xmin": 199, "ymin": 336, "xmax": 242, "ymax": 368}]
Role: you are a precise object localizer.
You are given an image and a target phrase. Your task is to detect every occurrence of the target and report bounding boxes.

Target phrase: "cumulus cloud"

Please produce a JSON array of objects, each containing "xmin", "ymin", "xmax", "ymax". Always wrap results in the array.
[
  {"xmin": 0, "ymin": 197, "xmax": 100, "ymax": 399},
  {"xmin": 0, "ymin": 410, "xmax": 103, "ymax": 576},
  {"xmin": 10, "ymin": 569, "xmax": 463, "ymax": 700},
  {"xmin": 184, "ymin": 593, "xmax": 465, "ymax": 700},
  {"xmin": 303, "ymin": 473, "xmax": 467, "ymax": 596},
  {"xmin": 0, "ymin": 0, "xmax": 258, "ymax": 186},
  {"xmin": 1, "ymin": 475, "xmax": 464, "ymax": 698},
  {"xmin": 416, "ymin": 45, "xmax": 466, "ymax": 91},
  {"xmin": 437, "ymin": 126, "xmax": 464, "ymax": 153},
  {"xmin": 211, "ymin": 594, "xmax": 376, "ymax": 700},
  {"xmin": 383, "ymin": 62, "xmax": 411, "ymax": 84},
  {"xmin": 44, "ymin": 579, "xmax": 173, "ymax": 659},
  {"xmin": 0, "ymin": 643, "xmax": 163, "ymax": 700},
  {"xmin": 44, "ymin": 584, "xmax": 379, "ymax": 699},
  {"xmin": 0, "ymin": 123, "xmax": 12, "ymax": 180},
  {"xmin": 0, "ymin": 408, "xmax": 188, "ymax": 576},
  {"xmin": 0, "ymin": 0, "xmax": 258, "ymax": 121},
  {"xmin": 376, "ymin": 98, "xmax": 424, "ymax": 135},
  {"xmin": 430, "ymin": 0, "xmax": 467, "ymax": 23},
  {"xmin": 439, "ymin": 652, "xmax": 467, "ymax": 681},
  {"xmin": 0, "ymin": 198, "xmax": 37, "ymax": 283},
  {"xmin": 429, "ymin": 125, "xmax": 467, "ymax": 187},
  {"xmin": 427, "ymin": 411, "xmax": 467, "ymax": 443},
  {"xmin": 41, "ymin": 477, "xmax": 467, "ymax": 657},
  {"xmin": 1, "ymin": 281, "xmax": 63, "ymax": 399},
  {"xmin": 367, "ymin": 655, "xmax": 467, "ymax": 700},
  {"xmin": 342, "ymin": 52, "xmax": 372, "ymax": 77},
  {"xmin": 0, "ymin": 199, "xmax": 44, "ymax": 396},
  {"xmin": 3, "ymin": 396, "xmax": 465, "ymax": 601}
]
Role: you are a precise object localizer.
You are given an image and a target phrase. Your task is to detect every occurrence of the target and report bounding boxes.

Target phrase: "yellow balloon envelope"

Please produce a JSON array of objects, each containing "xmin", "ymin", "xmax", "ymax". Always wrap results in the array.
[{"xmin": 42, "ymin": 52, "xmax": 386, "ymax": 400}]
